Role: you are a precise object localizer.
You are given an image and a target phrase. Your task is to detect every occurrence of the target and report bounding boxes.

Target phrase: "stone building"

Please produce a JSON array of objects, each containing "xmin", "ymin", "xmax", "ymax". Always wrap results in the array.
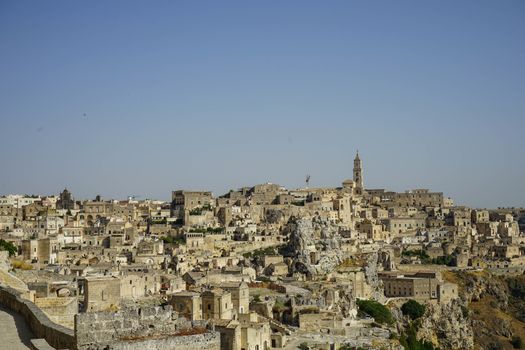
[
  {"xmin": 385, "ymin": 216, "xmax": 426, "ymax": 234},
  {"xmin": 493, "ymin": 244, "xmax": 520, "ymax": 259},
  {"xmin": 393, "ymin": 189, "xmax": 450, "ymax": 208},
  {"xmin": 212, "ymin": 313, "xmax": 271, "ymax": 350},
  {"xmin": 80, "ymin": 276, "xmax": 121, "ymax": 312},
  {"xmin": 186, "ymin": 232, "xmax": 205, "ymax": 250},
  {"xmin": 171, "ymin": 291, "xmax": 203, "ymax": 320},
  {"xmin": 56, "ymin": 188, "xmax": 75, "ymax": 210},
  {"xmin": 214, "ymin": 281, "xmax": 249, "ymax": 317},
  {"xmin": 120, "ymin": 274, "xmax": 146, "ymax": 299},
  {"xmin": 21, "ymin": 237, "xmax": 59, "ymax": 263},
  {"xmin": 238, "ymin": 312, "xmax": 271, "ymax": 350},
  {"xmin": 471, "ymin": 209, "xmax": 490, "ymax": 224},
  {"xmin": 83, "ymin": 199, "xmax": 113, "ymax": 224},
  {"xmin": 357, "ymin": 220, "xmax": 387, "ymax": 241},
  {"xmin": 379, "ymin": 271, "xmax": 458, "ymax": 303},
  {"xmin": 171, "ymin": 190, "xmax": 213, "ymax": 221},
  {"xmin": 202, "ymin": 288, "xmax": 233, "ymax": 320}
]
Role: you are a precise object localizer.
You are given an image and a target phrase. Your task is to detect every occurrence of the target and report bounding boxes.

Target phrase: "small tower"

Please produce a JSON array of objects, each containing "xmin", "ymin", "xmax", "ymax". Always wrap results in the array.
[{"xmin": 353, "ymin": 151, "xmax": 363, "ymax": 195}]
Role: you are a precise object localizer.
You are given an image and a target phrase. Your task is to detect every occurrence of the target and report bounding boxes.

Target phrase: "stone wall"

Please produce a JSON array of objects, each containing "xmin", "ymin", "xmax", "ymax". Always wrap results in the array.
[
  {"xmin": 0, "ymin": 284, "xmax": 75, "ymax": 349},
  {"xmin": 89, "ymin": 332, "xmax": 220, "ymax": 350},
  {"xmin": 35, "ymin": 296, "xmax": 78, "ymax": 329},
  {"xmin": 76, "ymin": 305, "xmax": 219, "ymax": 350}
]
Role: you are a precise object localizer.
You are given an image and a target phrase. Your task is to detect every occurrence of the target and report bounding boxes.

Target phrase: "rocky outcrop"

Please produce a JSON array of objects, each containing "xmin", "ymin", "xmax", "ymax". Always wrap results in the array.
[
  {"xmin": 364, "ymin": 252, "xmax": 385, "ymax": 303},
  {"xmin": 458, "ymin": 271, "xmax": 509, "ymax": 310},
  {"xmin": 265, "ymin": 209, "xmax": 285, "ymax": 224},
  {"xmin": 332, "ymin": 284, "xmax": 357, "ymax": 318},
  {"xmin": 446, "ymin": 271, "xmax": 525, "ymax": 349},
  {"xmin": 285, "ymin": 216, "xmax": 344, "ymax": 277},
  {"xmin": 0, "ymin": 251, "xmax": 10, "ymax": 270},
  {"xmin": 417, "ymin": 299, "xmax": 474, "ymax": 349},
  {"xmin": 284, "ymin": 216, "xmax": 387, "ymax": 303}
]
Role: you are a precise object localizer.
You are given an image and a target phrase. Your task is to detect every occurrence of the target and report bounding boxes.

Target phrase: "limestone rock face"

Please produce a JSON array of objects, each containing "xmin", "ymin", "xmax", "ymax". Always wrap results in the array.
[
  {"xmin": 364, "ymin": 252, "xmax": 385, "ymax": 303},
  {"xmin": 284, "ymin": 216, "xmax": 387, "ymax": 304},
  {"xmin": 265, "ymin": 209, "xmax": 285, "ymax": 224},
  {"xmin": 333, "ymin": 284, "xmax": 357, "ymax": 318},
  {"xmin": 417, "ymin": 299, "xmax": 474, "ymax": 350},
  {"xmin": 460, "ymin": 272, "xmax": 509, "ymax": 310},
  {"xmin": 0, "ymin": 251, "xmax": 10, "ymax": 270},
  {"xmin": 285, "ymin": 216, "xmax": 343, "ymax": 277}
]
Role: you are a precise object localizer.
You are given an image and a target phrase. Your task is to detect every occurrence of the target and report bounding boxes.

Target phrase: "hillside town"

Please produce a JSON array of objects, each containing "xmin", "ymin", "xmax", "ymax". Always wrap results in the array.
[{"xmin": 0, "ymin": 153, "xmax": 524, "ymax": 350}]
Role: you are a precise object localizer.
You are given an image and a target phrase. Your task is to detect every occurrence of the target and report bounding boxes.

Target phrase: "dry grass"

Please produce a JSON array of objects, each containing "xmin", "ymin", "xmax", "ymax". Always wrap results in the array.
[
  {"xmin": 442, "ymin": 270, "xmax": 525, "ymax": 349},
  {"xmin": 104, "ymin": 304, "xmax": 119, "ymax": 312},
  {"xmin": 336, "ymin": 257, "xmax": 366, "ymax": 269},
  {"xmin": 470, "ymin": 295, "xmax": 525, "ymax": 349},
  {"xmin": 11, "ymin": 259, "xmax": 33, "ymax": 270},
  {"xmin": 441, "ymin": 270, "xmax": 465, "ymax": 293}
]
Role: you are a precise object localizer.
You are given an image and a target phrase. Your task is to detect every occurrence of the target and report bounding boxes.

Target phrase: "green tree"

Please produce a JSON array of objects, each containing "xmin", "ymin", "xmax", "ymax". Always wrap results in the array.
[
  {"xmin": 338, "ymin": 345, "xmax": 353, "ymax": 350},
  {"xmin": 298, "ymin": 342, "xmax": 309, "ymax": 350},
  {"xmin": 0, "ymin": 239, "xmax": 17, "ymax": 256},
  {"xmin": 356, "ymin": 299, "xmax": 394, "ymax": 325},
  {"xmin": 400, "ymin": 322, "xmax": 435, "ymax": 350},
  {"xmin": 160, "ymin": 235, "xmax": 185, "ymax": 245},
  {"xmin": 401, "ymin": 299, "xmax": 426, "ymax": 320}
]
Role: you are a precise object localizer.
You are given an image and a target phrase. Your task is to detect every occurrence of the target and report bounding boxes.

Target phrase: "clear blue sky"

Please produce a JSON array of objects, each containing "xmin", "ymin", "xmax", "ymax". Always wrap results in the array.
[{"xmin": 1, "ymin": 1, "xmax": 524, "ymax": 208}]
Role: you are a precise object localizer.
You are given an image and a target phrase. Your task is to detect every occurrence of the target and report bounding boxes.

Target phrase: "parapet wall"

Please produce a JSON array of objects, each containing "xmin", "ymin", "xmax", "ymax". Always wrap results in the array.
[
  {"xmin": 0, "ymin": 284, "xmax": 219, "ymax": 350},
  {"xmin": 0, "ymin": 284, "xmax": 75, "ymax": 349}
]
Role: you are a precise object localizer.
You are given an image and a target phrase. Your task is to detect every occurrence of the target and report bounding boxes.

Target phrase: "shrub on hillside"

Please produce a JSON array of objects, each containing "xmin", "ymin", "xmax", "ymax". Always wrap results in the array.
[
  {"xmin": 356, "ymin": 299, "xmax": 394, "ymax": 325},
  {"xmin": 511, "ymin": 336, "xmax": 523, "ymax": 349},
  {"xmin": 401, "ymin": 299, "xmax": 426, "ymax": 320}
]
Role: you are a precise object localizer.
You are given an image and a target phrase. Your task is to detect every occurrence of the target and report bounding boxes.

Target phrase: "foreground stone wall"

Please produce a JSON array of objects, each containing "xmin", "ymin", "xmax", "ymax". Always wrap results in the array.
[
  {"xmin": 76, "ymin": 305, "xmax": 180, "ymax": 345},
  {"xmin": 0, "ymin": 284, "xmax": 75, "ymax": 349},
  {"xmin": 76, "ymin": 305, "xmax": 219, "ymax": 350},
  {"xmin": 88, "ymin": 332, "xmax": 220, "ymax": 350}
]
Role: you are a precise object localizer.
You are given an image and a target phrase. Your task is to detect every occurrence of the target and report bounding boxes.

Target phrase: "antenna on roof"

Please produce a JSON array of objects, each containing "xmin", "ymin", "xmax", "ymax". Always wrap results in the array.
[{"xmin": 305, "ymin": 174, "xmax": 311, "ymax": 189}]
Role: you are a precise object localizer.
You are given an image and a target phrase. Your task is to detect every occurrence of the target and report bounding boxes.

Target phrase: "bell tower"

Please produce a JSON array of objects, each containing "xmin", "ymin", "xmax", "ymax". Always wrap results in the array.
[{"xmin": 353, "ymin": 151, "xmax": 363, "ymax": 195}]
